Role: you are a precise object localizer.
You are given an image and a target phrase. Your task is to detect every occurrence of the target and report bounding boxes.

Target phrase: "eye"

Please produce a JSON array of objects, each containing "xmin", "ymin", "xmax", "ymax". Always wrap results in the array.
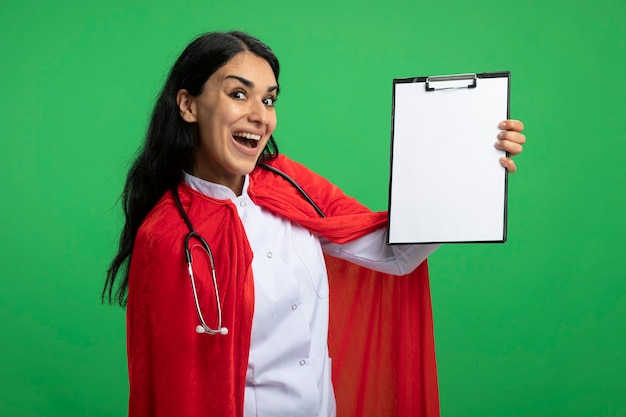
[
  {"xmin": 262, "ymin": 96, "xmax": 277, "ymax": 107},
  {"xmin": 230, "ymin": 90, "xmax": 247, "ymax": 100}
]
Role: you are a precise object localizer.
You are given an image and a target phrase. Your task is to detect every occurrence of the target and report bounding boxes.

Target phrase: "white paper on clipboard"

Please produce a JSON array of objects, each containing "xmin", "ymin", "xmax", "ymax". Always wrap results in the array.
[{"xmin": 388, "ymin": 72, "xmax": 510, "ymax": 244}]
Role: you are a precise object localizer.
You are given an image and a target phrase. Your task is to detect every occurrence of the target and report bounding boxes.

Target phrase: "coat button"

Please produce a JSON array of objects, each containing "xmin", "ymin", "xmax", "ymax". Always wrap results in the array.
[{"xmin": 299, "ymin": 360, "xmax": 306, "ymax": 366}]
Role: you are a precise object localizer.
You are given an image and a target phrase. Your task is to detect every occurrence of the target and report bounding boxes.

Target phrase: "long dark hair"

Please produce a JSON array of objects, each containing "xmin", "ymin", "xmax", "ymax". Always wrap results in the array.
[{"xmin": 102, "ymin": 31, "xmax": 280, "ymax": 306}]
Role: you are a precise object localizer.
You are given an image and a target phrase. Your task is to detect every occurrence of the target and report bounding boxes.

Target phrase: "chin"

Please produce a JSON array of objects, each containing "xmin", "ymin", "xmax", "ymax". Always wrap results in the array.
[{"xmin": 232, "ymin": 159, "xmax": 260, "ymax": 176}]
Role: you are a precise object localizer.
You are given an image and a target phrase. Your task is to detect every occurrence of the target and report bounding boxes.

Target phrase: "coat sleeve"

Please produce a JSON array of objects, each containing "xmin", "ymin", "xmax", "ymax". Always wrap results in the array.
[{"xmin": 125, "ymin": 191, "xmax": 254, "ymax": 417}]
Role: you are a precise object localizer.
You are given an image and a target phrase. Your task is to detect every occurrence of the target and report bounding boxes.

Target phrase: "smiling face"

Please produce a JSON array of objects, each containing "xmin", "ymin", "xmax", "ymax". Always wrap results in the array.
[{"xmin": 177, "ymin": 51, "xmax": 278, "ymax": 195}]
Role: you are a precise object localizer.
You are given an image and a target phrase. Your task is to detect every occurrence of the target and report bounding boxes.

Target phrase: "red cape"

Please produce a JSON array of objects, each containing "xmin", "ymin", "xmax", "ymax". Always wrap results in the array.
[{"xmin": 126, "ymin": 155, "xmax": 439, "ymax": 417}]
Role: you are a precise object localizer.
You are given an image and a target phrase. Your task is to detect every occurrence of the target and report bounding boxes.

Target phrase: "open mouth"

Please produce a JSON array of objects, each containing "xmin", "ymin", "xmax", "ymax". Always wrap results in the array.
[{"xmin": 233, "ymin": 131, "xmax": 261, "ymax": 149}]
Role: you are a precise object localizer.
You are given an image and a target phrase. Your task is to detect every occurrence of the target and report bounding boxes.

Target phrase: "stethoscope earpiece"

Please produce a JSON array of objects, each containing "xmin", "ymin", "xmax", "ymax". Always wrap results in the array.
[{"xmin": 195, "ymin": 324, "xmax": 229, "ymax": 335}]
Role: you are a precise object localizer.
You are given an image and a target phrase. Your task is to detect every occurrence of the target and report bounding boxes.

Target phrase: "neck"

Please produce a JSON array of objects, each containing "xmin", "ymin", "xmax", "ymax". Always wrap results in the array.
[
  {"xmin": 190, "ymin": 167, "xmax": 245, "ymax": 196},
  {"xmin": 225, "ymin": 176, "xmax": 245, "ymax": 196}
]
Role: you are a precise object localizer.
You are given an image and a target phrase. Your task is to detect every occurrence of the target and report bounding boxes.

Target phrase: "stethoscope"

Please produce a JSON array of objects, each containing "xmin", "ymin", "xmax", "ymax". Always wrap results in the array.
[{"xmin": 172, "ymin": 163, "xmax": 326, "ymax": 336}]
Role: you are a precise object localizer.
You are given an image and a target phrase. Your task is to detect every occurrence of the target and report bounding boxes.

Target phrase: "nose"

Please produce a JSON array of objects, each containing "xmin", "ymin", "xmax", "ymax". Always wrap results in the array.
[{"xmin": 247, "ymin": 100, "xmax": 267, "ymax": 125}]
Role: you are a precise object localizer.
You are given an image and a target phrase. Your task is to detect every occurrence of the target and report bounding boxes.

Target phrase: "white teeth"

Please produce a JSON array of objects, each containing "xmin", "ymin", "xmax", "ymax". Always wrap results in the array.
[{"xmin": 233, "ymin": 132, "xmax": 261, "ymax": 141}]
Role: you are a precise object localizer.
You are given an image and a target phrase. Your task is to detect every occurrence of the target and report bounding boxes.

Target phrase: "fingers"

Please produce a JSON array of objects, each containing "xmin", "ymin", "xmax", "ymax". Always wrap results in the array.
[
  {"xmin": 499, "ymin": 119, "xmax": 524, "ymax": 132},
  {"xmin": 496, "ymin": 119, "xmax": 526, "ymax": 172},
  {"xmin": 495, "ymin": 131, "xmax": 525, "ymax": 155},
  {"xmin": 500, "ymin": 157, "xmax": 517, "ymax": 173},
  {"xmin": 496, "ymin": 120, "xmax": 526, "ymax": 156}
]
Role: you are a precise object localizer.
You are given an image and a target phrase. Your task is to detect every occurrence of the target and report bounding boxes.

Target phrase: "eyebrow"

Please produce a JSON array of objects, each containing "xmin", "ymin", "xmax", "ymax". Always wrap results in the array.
[{"xmin": 225, "ymin": 75, "xmax": 279, "ymax": 93}]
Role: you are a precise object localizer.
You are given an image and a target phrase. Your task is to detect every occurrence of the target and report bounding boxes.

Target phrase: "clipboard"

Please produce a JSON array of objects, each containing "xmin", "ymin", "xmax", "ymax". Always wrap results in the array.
[{"xmin": 388, "ymin": 72, "xmax": 510, "ymax": 244}]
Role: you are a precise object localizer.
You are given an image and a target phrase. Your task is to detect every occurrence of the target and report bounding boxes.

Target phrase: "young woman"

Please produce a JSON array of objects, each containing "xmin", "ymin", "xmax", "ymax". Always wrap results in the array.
[{"xmin": 103, "ymin": 31, "xmax": 526, "ymax": 417}]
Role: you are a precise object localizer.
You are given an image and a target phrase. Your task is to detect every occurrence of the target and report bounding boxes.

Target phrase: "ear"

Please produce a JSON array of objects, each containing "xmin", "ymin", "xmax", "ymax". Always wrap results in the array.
[{"xmin": 176, "ymin": 89, "xmax": 197, "ymax": 123}]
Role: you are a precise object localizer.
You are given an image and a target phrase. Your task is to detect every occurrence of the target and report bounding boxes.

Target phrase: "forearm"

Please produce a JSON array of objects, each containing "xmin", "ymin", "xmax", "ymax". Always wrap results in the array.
[{"xmin": 321, "ymin": 227, "xmax": 440, "ymax": 275}]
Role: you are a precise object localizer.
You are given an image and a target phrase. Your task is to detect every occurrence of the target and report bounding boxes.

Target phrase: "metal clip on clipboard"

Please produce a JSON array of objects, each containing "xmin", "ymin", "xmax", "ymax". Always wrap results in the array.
[{"xmin": 425, "ymin": 73, "xmax": 478, "ymax": 91}]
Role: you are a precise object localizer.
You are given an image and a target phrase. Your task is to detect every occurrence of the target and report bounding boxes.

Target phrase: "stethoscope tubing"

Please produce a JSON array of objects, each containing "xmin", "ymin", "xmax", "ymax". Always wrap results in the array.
[{"xmin": 173, "ymin": 163, "xmax": 326, "ymax": 336}]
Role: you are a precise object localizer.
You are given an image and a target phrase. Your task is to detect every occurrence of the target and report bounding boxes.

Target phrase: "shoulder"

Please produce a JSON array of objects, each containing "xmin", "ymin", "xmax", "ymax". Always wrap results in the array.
[
  {"xmin": 250, "ymin": 154, "xmax": 373, "ymax": 219},
  {"xmin": 135, "ymin": 184, "xmax": 239, "ymax": 253},
  {"xmin": 254, "ymin": 154, "xmax": 335, "ymax": 189},
  {"xmin": 134, "ymin": 190, "xmax": 185, "ymax": 253},
  {"xmin": 270, "ymin": 154, "xmax": 323, "ymax": 177}
]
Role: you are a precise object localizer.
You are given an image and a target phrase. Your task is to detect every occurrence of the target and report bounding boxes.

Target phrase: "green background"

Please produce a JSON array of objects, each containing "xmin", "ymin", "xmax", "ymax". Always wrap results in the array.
[{"xmin": 1, "ymin": 0, "xmax": 625, "ymax": 416}]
